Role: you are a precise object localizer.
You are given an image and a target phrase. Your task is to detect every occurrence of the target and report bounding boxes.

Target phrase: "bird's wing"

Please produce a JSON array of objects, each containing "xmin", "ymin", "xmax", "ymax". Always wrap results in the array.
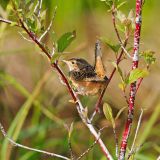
[
  {"xmin": 83, "ymin": 75, "xmax": 108, "ymax": 82},
  {"xmin": 80, "ymin": 63, "xmax": 108, "ymax": 82},
  {"xmin": 94, "ymin": 40, "xmax": 106, "ymax": 79}
]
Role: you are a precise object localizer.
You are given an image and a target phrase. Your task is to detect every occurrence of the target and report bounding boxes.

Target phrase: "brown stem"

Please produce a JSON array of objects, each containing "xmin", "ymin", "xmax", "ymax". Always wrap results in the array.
[
  {"xmin": 111, "ymin": 6, "xmax": 123, "ymax": 44},
  {"xmin": 19, "ymin": 16, "xmax": 112, "ymax": 158},
  {"xmin": 135, "ymin": 78, "xmax": 143, "ymax": 94},
  {"xmin": 95, "ymin": 36, "xmax": 129, "ymax": 112},
  {"xmin": 95, "ymin": 4, "xmax": 130, "ymax": 112},
  {"xmin": 0, "ymin": 11, "xmax": 113, "ymax": 160},
  {"xmin": 122, "ymin": 90, "xmax": 129, "ymax": 105}
]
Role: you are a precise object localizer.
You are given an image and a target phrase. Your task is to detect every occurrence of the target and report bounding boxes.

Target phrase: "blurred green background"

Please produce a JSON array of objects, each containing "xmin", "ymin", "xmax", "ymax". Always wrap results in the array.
[{"xmin": 0, "ymin": 0, "xmax": 160, "ymax": 160}]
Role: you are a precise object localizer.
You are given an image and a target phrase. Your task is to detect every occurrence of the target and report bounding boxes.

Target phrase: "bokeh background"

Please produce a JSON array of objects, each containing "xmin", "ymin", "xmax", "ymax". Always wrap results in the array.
[{"xmin": 0, "ymin": 0, "xmax": 160, "ymax": 160}]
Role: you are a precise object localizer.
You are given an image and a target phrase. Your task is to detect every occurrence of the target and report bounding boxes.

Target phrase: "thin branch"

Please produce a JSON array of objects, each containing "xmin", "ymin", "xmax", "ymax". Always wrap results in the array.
[
  {"xmin": 94, "ymin": 32, "xmax": 129, "ymax": 114},
  {"xmin": 76, "ymin": 126, "xmax": 107, "ymax": 160},
  {"xmin": 38, "ymin": 6, "xmax": 57, "ymax": 42},
  {"xmin": 34, "ymin": 0, "xmax": 43, "ymax": 17},
  {"xmin": 68, "ymin": 139, "xmax": 74, "ymax": 160},
  {"xmin": 127, "ymin": 109, "xmax": 144, "ymax": 159},
  {"xmin": 90, "ymin": 110, "xmax": 96, "ymax": 122},
  {"xmin": 0, "ymin": 122, "xmax": 70, "ymax": 160},
  {"xmin": 76, "ymin": 102, "xmax": 113, "ymax": 160},
  {"xmin": 19, "ymin": 16, "xmax": 113, "ymax": 160},
  {"xmin": 19, "ymin": 18, "xmax": 52, "ymax": 59},
  {"xmin": 34, "ymin": 0, "xmax": 40, "ymax": 14},
  {"xmin": 122, "ymin": 90, "xmax": 129, "ymax": 105},
  {"xmin": 93, "ymin": 6, "xmax": 130, "ymax": 115},
  {"xmin": 0, "ymin": 17, "xmax": 19, "ymax": 27},
  {"xmin": 127, "ymin": 144, "xmax": 143, "ymax": 159},
  {"xmin": 67, "ymin": 123, "xmax": 75, "ymax": 160},
  {"xmin": 119, "ymin": 1, "xmax": 143, "ymax": 159},
  {"xmin": 0, "ymin": 7, "xmax": 113, "ymax": 160},
  {"xmin": 120, "ymin": 44, "xmax": 132, "ymax": 59},
  {"xmin": 111, "ymin": 6, "xmax": 122, "ymax": 43},
  {"xmin": 38, "ymin": 0, "xmax": 43, "ymax": 17},
  {"xmin": 136, "ymin": 66, "xmax": 149, "ymax": 94},
  {"xmin": 113, "ymin": 127, "xmax": 119, "ymax": 158},
  {"xmin": 18, "ymin": 32, "xmax": 33, "ymax": 42},
  {"xmin": 135, "ymin": 78, "xmax": 143, "ymax": 94},
  {"xmin": 76, "ymin": 132, "xmax": 101, "ymax": 160},
  {"xmin": 111, "ymin": 7, "xmax": 132, "ymax": 59}
]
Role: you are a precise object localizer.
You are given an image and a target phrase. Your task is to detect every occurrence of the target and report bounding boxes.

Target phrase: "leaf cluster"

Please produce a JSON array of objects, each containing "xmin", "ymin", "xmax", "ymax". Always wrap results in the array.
[
  {"xmin": 140, "ymin": 50, "xmax": 156, "ymax": 66},
  {"xmin": 12, "ymin": 0, "xmax": 76, "ymax": 64}
]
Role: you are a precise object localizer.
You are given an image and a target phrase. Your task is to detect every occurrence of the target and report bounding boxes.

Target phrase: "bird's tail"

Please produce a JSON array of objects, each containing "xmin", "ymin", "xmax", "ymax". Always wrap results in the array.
[{"xmin": 94, "ymin": 40, "xmax": 106, "ymax": 79}]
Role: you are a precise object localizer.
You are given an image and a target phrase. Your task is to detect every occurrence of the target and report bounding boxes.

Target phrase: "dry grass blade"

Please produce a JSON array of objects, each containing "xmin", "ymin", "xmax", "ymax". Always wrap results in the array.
[{"xmin": 1, "ymin": 71, "xmax": 51, "ymax": 160}]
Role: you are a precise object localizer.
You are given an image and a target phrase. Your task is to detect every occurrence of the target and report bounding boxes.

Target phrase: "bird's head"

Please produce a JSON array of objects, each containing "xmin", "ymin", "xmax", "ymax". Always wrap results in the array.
[{"xmin": 63, "ymin": 58, "xmax": 90, "ymax": 71}]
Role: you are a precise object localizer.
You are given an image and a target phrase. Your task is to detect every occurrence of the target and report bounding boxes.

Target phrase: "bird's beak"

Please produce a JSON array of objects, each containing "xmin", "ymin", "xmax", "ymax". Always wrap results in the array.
[
  {"xmin": 62, "ymin": 60, "xmax": 70, "ymax": 65},
  {"xmin": 62, "ymin": 60, "xmax": 68, "ymax": 63},
  {"xmin": 62, "ymin": 60, "xmax": 73, "ymax": 71}
]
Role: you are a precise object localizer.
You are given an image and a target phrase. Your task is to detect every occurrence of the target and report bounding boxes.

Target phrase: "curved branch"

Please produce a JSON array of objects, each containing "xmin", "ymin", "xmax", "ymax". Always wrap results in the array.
[
  {"xmin": 0, "ymin": 9, "xmax": 113, "ymax": 160},
  {"xmin": 0, "ymin": 123, "xmax": 70, "ymax": 160}
]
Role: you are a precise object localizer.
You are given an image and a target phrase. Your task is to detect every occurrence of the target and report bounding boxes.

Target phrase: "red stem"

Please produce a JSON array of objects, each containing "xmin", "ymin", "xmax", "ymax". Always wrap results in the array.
[
  {"xmin": 0, "ymin": 16, "xmax": 114, "ymax": 159},
  {"xmin": 118, "ymin": 1, "xmax": 143, "ymax": 159},
  {"xmin": 95, "ymin": 5, "xmax": 130, "ymax": 112},
  {"xmin": 135, "ymin": 78, "xmax": 143, "ymax": 94},
  {"xmin": 95, "ymin": 37, "xmax": 128, "ymax": 112},
  {"xmin": 18, "ymin": 17, "xmax": 113, "ymax": 159},
  {"xmin": 18, "ymin": 19, "xmax": 77, "ymax": 102},
  {"xmin": 111, "ymin": 7, "xmax": 123, "ymax": 44}
]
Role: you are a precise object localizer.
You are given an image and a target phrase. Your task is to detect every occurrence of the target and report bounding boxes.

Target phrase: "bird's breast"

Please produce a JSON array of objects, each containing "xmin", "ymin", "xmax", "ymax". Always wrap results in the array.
[{"xmin": 70, "ymin": 77, "xmax": 106, "ymax": 96}]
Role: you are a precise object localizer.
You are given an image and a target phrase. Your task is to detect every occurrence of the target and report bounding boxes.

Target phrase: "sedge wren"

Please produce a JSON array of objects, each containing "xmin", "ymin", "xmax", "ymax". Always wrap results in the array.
[{"xmin": 63, "ymin": 40, "xmax": 108, "ymax": 96}]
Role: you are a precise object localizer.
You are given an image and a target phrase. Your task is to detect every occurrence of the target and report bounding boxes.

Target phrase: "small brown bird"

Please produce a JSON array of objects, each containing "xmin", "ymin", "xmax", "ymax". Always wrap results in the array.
[{"xmin": 63, "ymin": 40, "xmax": 108, "ymax": 96}]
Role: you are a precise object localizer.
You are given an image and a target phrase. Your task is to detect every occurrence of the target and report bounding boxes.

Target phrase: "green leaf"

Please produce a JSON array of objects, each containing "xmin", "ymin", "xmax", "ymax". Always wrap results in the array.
[
  {"xmin": 82, "ymin": 107, "xmax": 88, "ymax": 119},
  {"xmin": 68, "ymin": 122, "xmax": 74, "ymax": 139},
  {"xmin": 128, "ymin": 155, "xmax": 135, "ymax": 160},
  {"xmin": 118, "ymin": 82, "xmax": 126, "ymax": 91},
  {"xmin": 115, "ymin": 106, "xmax": 127, "ymax": 120},
  {"xmin": 100, "ymin": 0, "xmax": 113, "ymax": 8},
  {"xmin": 128, "ymin": 10, "xmax": 134, "ymax": 23},
  {"xmin": 111, "ymin": 61, "xmax": 117, "ymax": 68},
  {"xmin": 117, "ymin": 67, "xmax": 124, "ymax": 81},
  {"xmin": 140, "ymin": 50, "xmax": 156, "ymax": 65},
  {"xmin": 10, "ymin": 22, "xmax": 18, "ymax": 27},
  {"xmin": 116, "ymin": 24, "xmax": 125, "ymax": 33},
  {"xmin": 127, "ymin": 46, "xmax": 134, "ymax": 52},
  {"xmin": 100, "ymin": 37, "xmax": 120, "ymax": 53},
  {"xmin": 116, "ymin": 10, "xmax": 126, "ymax": 23},
  {"xmin": 117, "ymin": 1, "xmax": 127, "ymax": 9},
  {"xmin": 51, "ymin": 31, "xmax": 57, "ymax": 43},
  {"xmin": 26, "ymin": 18, "xmax": 36, "ymax": 32},
  {"xmin": 13, "ymin": 0, "xmax": 19, "ymax": 9},
  {"xmin": 103, "ymin": 103, "xmax": 115, "ymax": 128},
  {"xmin": 33, "ymin": 15, "xmax": 42, "ymax": 32},
  {"xmin": 1, "ymin": 0, "xmax": 10, "ymax": 9},
  {"xmin": 123, "ymin": 10, "xmax": 135, "ymax": 27},
  {"xmin": 128, "ymin": 69, "xmax": 149, "ymax": 84},
  {"xmin": 112, "ymin": 62, "xmax": 124, "ymax": 82},
  {"xmin": 51, "ymin": 52, "xmax": 61, "ymax": 63},
  {"xmin": 57, "ymin": 30, "xmax": 76, "ymax": 52}
]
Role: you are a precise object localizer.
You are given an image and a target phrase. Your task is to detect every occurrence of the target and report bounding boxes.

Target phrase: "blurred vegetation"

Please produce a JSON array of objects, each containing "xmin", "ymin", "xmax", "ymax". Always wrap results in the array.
[{"xmin": 0, "ymin": 0, "xmax": 160, "ymax": 160}]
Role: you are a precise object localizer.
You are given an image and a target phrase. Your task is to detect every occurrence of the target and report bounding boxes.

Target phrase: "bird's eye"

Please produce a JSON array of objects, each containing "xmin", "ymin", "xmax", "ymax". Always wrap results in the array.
[{"xmin": 72, "ymin": 61, "xmax": 75, "ymax": 64}]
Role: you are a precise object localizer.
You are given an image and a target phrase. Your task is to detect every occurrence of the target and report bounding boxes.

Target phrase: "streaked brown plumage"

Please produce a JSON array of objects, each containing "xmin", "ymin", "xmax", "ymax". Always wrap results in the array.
[{"xmin": 63, "ymin": 41, "xmax": 108, "ymax": 95}]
